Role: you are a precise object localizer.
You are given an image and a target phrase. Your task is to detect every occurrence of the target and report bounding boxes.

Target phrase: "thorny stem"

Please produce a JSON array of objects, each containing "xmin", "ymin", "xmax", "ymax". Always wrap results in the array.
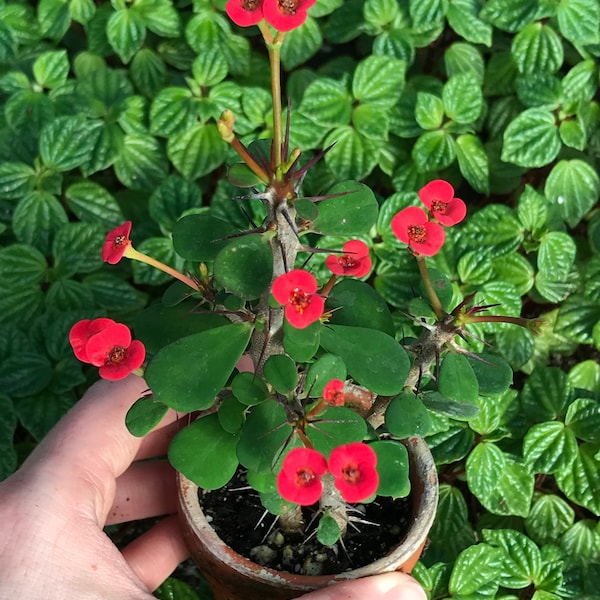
[
  {"xmin": 124, "ymin": 247, "xmax": 200, "ymax": 291},
  {"xmin": 416, "ymin": 256, "xmax": 445, "ymax": 320},
  {"xmin": 228, "ymin": 136, "xmax": 270, "ymax": 184}
]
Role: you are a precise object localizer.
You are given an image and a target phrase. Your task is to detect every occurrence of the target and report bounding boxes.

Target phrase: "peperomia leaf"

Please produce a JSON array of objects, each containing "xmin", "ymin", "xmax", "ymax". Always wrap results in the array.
[
  {"xmin": 555, "ymin": 443, "xmax": 600, "ymax": 515},
  {"xmin": 145, "ymin": 323, "xmax": 252, "ymax": 411},
  {"xmin": 448, "ymin": 543, "xmax": 503, "ymax": 596},
  {"xmin": 523, "ymin": 421, "xmax": 578, "ymax": 475},
  {"xmin": 525, "ymin": 494, "xmax": 575, "ymax": 546}
]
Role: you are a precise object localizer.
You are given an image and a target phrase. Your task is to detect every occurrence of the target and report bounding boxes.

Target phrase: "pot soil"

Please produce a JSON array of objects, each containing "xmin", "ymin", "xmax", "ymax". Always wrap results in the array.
[{"xmin": 177, "ymin": 436, "xmax": 438, "ymax": 600}]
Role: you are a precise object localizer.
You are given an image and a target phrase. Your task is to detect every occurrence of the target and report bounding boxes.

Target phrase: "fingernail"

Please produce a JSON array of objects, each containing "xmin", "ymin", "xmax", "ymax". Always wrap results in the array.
[{"xmin": 383, "ymin": 581, "xmax": 428, "ymax": 600}]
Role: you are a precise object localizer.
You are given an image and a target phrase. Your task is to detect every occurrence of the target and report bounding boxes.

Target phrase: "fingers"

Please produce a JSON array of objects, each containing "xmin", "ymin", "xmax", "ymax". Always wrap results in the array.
[
  {"xmin": 121, "ymin": 515, "xmax": 189, "ymax": 592},
  {"xmin": 106, "ymin": 460, "xmax": 178, "ymax": 525},
  {"xmin": 299, "ymin": 572, "xmax": 427, "ymax": 600}
]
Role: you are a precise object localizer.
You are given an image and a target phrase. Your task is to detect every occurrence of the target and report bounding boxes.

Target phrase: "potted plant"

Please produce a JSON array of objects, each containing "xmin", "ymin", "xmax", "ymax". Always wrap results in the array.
[{"xmin": 65, "ymin": 2, "xmax": 540, "ymax": 598}]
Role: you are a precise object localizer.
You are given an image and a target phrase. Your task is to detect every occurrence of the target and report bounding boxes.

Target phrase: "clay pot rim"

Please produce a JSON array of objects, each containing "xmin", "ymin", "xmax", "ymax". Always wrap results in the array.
[{"xmin": 177, "ymin": 436, "xmax": 438, "ymax": 590}]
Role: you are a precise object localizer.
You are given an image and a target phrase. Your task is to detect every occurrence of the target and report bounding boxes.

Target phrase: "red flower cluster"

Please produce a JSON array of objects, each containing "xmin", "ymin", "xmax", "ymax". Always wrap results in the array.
[
  {"xmin": 69, "ymin": 318, "xmax": 146, "ymax": 381},
  {"xmin": 325, "ymin": 240, "xmax": 372, "ymax": 278},
  {"xmin": 277, "ymin": 443, "xmax": 379, "ymax": 505},
  {"xmin": 391, "ymin": 180, "xmax": 466, "ymax": 257},
  {"xmin": 272, "ymin": 269, "xmax": 325, "ymax": 329},
  {"xmin": 323, "ymin": 379, "xmax": 345, "ymax": 406},
  {"xmin": 102, "ymin": 221, "xmax": 132, "ymax": 264},
  {"xmin": 225, "ymin": 0, "xmax": 316, "ymax": 31}
]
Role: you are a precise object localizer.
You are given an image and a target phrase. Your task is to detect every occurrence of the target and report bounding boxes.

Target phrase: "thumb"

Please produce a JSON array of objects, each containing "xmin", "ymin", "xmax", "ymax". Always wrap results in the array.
[{"xmin": 299, "ymin": 572, "xmax": 427, "ymax": 600}]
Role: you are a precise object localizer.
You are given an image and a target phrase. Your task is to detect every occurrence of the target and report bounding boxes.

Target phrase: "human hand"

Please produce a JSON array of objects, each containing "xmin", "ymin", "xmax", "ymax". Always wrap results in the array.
[{"xmin": 0, "ymin": 375, "xmax": 426, "ymax": 600}]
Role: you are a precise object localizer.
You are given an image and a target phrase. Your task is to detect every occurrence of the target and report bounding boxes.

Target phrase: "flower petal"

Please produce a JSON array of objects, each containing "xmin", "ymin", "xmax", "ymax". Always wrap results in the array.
[
  {"xmin": 85, "ymin": 323, "xmax": 132, "ymax": 367},
  {"xmin": 272, "ymin": 269, "xmax": 318, "ymax": 304},
  {"xmin": 418, "ymin": 179, "xmax": 454, "ymax": 209},
  {"xmin": 262, "ymin": 0, "xmax": 314, "ymax": 31},
  {"xmin": 102, "ymin": 221, "xmax": 132, "ymax": 264},
  {"xmin": 225, "ymin": 0, "xmax": 264, "ymax": 27},
  {"xmin": 390, "ymin": 206, "xmax": 429, "ymax": 245},
  {"xmin": 435, "ymin": 198, "xmax": 467, "ymax": 226},
  {"xmin": 414, "ymin": 222, "xmax": 445, "ymax": 256},
  {"xmin": 284, "ymin": 293, "xmax": 325, "ymax": 328}
]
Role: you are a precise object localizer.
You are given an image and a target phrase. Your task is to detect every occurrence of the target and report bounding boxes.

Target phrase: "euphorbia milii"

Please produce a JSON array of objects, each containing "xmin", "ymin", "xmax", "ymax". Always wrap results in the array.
[
  {"xmin": 102, "ymin": 221, "xmax": 133, "ymax": 264},
  {"xmin": 225, "ymin": 0, "xmax": 264, "ymax": 27},
  {"xmin": 271, "ymin": 269, "xmax": 325, "ymax": 328},
  {"xmin": 277, "ymin": 447, "xmax": 328, "ymax": 505},
  {"xmin": 325, "ymin": 240, "xmax": 372, "ymax": 278},
  {"xmin": 328, "ymin": 442, "xmax": 379, "ymax": 503},
  {"xmin": 391, "ymin": 206, "xmax": 445, "ymax": 256},
  {"xmin": 323, "ymin": 379, "xmax": 345, "ymax": 407},
  {"xmin": 262, "ymin": 0, "xmax": 316, "ymax": 31},
  {"xmin": 418, "ymin": 179, "xmax": 467, "ymax": 226}
]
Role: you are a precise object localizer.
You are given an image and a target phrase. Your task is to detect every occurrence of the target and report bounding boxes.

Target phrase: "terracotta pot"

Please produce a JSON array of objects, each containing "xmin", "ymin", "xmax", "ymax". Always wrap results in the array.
[{"xmin": 177, "ymin": 436, "xmax": 438, "ymax": 600}]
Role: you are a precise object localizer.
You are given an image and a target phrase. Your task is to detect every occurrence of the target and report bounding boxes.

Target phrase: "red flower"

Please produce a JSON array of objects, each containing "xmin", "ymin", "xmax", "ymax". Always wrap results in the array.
[
  {"xmin": 328, "ymin": 443, "xmax": 379, "ymax": 503},
  {"xmin": 271, "ymin": 269, "xmax": 325, "ymax": 329},
  {"xmin": 102, "ymin": 221, "xmax": 132, "ymax": 264},
  {"xmin": 225, "ymin": 0, "xmax": 264, "ymax": 27},
  {"xmin": 323, "ymin": 379, "xmax": 345, "ymax": 407},
  {"xmin": 69, "ymin": 318, "xmax": 117, "ymax": 363},
  {"xmin": 70, "ymin": 319, "xmax": 145, "ymax": 380},
  {"xmin": 277, "ymin": 447, "xmax": 328, "ymax": 505},
  {"xmin": 391, "ymin": 206, "xmax": 445, "ymax": 256},
  {"xmin": 419, "ymin": 179, "xmax": 466, "ymax": 226},
  {"xmin": 325, "ymin": 240, "xmax": 372, "ymax": 278},
  {"xmin": 262, "ymin": 0, "xmax": 316, "ymax": 31}
]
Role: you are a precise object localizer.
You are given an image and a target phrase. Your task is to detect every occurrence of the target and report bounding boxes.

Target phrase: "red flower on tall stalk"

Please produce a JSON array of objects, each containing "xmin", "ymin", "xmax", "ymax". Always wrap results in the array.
[
  {"xmin": 271, "ymin": 269, "xmax": 325, "ymax": 329},
  {"xmin": 102, "ymin": 221, "xmax": 132, "ymax": 264},
  {"xmin": 328, "ymin": 442, "xmax": 379, "ymax": 503},
  {"xmin": 262, "ymin": 0, "xmax": 316, "ymax": 31},
  {"xmin": 325, "ymin": 240, "xmax": 372, "ymax": 278},
  {"xmin": 323, "ymin": 379, "xmax": 345, "ymax": 407},
  {"xmin": 69, "ymin": 319, "xmax": 145, "ymax": 381},
  {"xmin": 418, "ymin": 179, "xmax": 466, "ymax": 226},
  {"xmin": 277, "ymin": 447, "xmax": 327, "ymax": 505},
  {"xmin": 391, "ymin": 206, "xmax": 445, "ymax": 256},
  {"xmin": 69, "ymin": 318, "xmax": 117, "ymax": 363},
  {"xmin": 225, "ymin": 0, "xmax": 264, "ymax": 27}
]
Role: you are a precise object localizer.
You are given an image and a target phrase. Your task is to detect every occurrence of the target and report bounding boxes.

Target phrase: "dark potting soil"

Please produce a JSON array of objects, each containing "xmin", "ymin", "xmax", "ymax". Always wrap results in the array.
[{"xmin": 201, "ymin": 469, "xmax": 413, "ymax": 576}]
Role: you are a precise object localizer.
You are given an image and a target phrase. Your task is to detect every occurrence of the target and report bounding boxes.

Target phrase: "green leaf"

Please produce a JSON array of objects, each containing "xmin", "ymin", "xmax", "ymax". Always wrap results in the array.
[
  {"xmin": 482, "ymin": 529, "xmax": 542, "ymax": 589},
  {"xmin": 38, "ymin": 0, "xmax": 70, "ymax": 38},
  {"xmin": 521, "ymin": 367, "xmax": 574, "ymax": 423},
  {"xmin": 566, "ymin": 398, "xmax": 600, "ymax": 443},
  {"xmin": 556, "ymin": 443, "xmax": 600, "ymax": 515},
  {"xmin": 237, "ymin": 400, "xmax": 293, "ymax": 473},
  {"xmin": 0, "ymin": 394, "xmax": 17, "ymax": 479},
  {"xmin": 559, "ymin": 117, "xmax": 586, "ymax": 151},
  {"xmin": 0, "ymin": 352, "xmax": 53, "ymax": 397},
  {"xmin": 299, "ymin": 77, "xmax": 352, "ymax": 127},
  {"xmin": 555, "ymin": 296, "xmax": 600, "ymax": 345},
  {"xmin": 409, "ymin": 0, "xmax": 448, "ymax": 28},
  {"xmin": 523, "ymin": 421, "xmax": 578, "ymax": 474},
  {"xmin": 479, "ymin": 0, "xmax": 538, "ymax": 32},
  {"xmin": 448, "ymin": 543, "xmax": 503, "ymax": 596},
  {"xmin": 40, "ymin": 116, "xmax": 98, "ymax": 172},
  {"xmin": 317, "ymin": 513, "xmax": 341, "ymax": 546},
  {"xmin": 168, "ymin": 123, "xmax": 227, "ymax": 180},
  {"xmin": 70, "ymin": 0, "xmax": 96, "ymax": 23},
  {"xmin": 371, "ymin": 440, "xmax": 410, "ymax": 498},
  {"xmin": 65, "ymin": 181, "xmax": 124, "ymax": 229},
  {"xmin": 525, "ymin": 494, "xmax": 575, "ymax": 546},
  {"xmin": 511, "ymin": 22, "xmax": 563, "ymax": 75},
  {"xmin": 312, "ymin": 180, "xmax": 378, "ymax": 236},
  {"xmin": 15, "ymin": 391, "xmax": 73, "ymax": 441},
  {"xmin": 283, "ymin": 319, "xmax": 321, "ymax": 363},
  {"xmin": 281, "ymin": 16, "xmax": 322, "ymax": 70},
  {"xmin": 134, "ymin": 0, "xmax": 180, "ymax": 37},
  {"xmin": 320, "ymin": 325, "xmax": 410, "ymax": 396},
  {"xmin": 173, "ymin": 213, "xmax": 238, "ymax": 262},
  {"xmin": 263, "ymin": 354, "xmax": 298, "ymax": 395},
  {"xmin": 231, "ymin": 372, "xmax": 269, "ymax": 406},
  {"xmin": 33, "ymin": 50, "xmax": 69, "ymax": 89},
  {"xmin": 114, "ymin": 133, "xmax": 168, "ymax": 191},
  {"xmin": 556, "ymin": 0, "xmax": 600, "ymax": 45},
  {"xmin": 421, "ymin": 390, "xmax": 480, "ymax": 421},
  {"xmin": 145, "ymin": 323, "xmax": 252, "ymax": 411},
  {"xmin": 538, "ymin": 232, "xmax": 576, "ymax": 280},
  {"xmin": 192, "ymin": 48, "xmax": 228, "ymax": 87},
  {"xmin": 567, "ymin": 362, "xmax": 600, "ymax": 396},
  {"xmin": 502, "ymin": 109, "xmax": 560, "ymax": 168},
  {"xmin": 544, "ymin": 159, "xmax": 600, "ymax": 228},
  {"xmin": 106, "ymin": 7, "xmax": 146, "ymax": 63},
  {"xmin": 446, "ymin": 0, "xmax": 492, "ymax": 45},
  {"xmin": 443, "ymin": 73, "xmax": 483, "ymax": 124},
  {"xmin": 353, "ymin": 55, "xmax": 405, "ymax": 108},
  {"xmin": 169, "ymin": 413, "xmax": 238, "ymax": 489},
  {"xmin": 385, "ymin": 391, "xmax": 433, "ymax": 438},
  {"xmin": 466, "ymin": 442, "xmax": 534, "ymax": 516},
  {"xmin": 412, "ymin": 129, "xmax": 456, "ymax": 172},
  {"xmin": 0, "ymin": 162, "xmax": 36, "ymax": 199},
  {"xmin": 364, "ymin": 0, "xmax": 399, "ymax": 27},
  {"xmin": 12, "ymin": 192, "xmax": 68, "ymax": 255},
  {"xmin": 126, "ymin": 396, "xmax": 169, "ymax": 437},
  {"xmin": 304, "ymin": 354, "xmax": 347, "ymax": 397},
  {"xmin": 218, "ymin": 395, "xmax": 245, "ymax": 434},
  {"xmin": 155, "ymin": 577, "xmax": 203, "ymax": 600},
  {"xmin": 467, "ymin": 354, "xmax": 514, "ymax": 396},
  {"xmin": 306, "ymin": 406, "xmax": 367, "ymax": 456},
  {"xmin": 83, "ymin": 273, "xmax": 146, "ymax": 313},
  {"xmin": 130, "ymin": 48, "xmax": 167, "ymax": 96},
  {"xmin": 352, "ymin": 103, "xmax": 390, "ymax": 140},
  {"xmin": 214, "ymin": 235, "xmax": 272, "ymax": 300},
  {"xmin": 323, "ymin": 126, "xmax": 381, "ymax": 180},
  {"xmin": 52, "ymin": 222, "xmax": 104, "ymax": 277},
  {"xmin": 455, "ymin": 133, "xmax": 490, "ymax": 194},
  {"xmin": 415, "ymin": 92, "xmax": 444, "ymax": 130},
  {"xmin": 438, "ymin": 353, "xmax": 478, "ymax": 403},
  {"xmin": 150, "ymin": 87, "xmax": 197, "ymax": 137}
]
